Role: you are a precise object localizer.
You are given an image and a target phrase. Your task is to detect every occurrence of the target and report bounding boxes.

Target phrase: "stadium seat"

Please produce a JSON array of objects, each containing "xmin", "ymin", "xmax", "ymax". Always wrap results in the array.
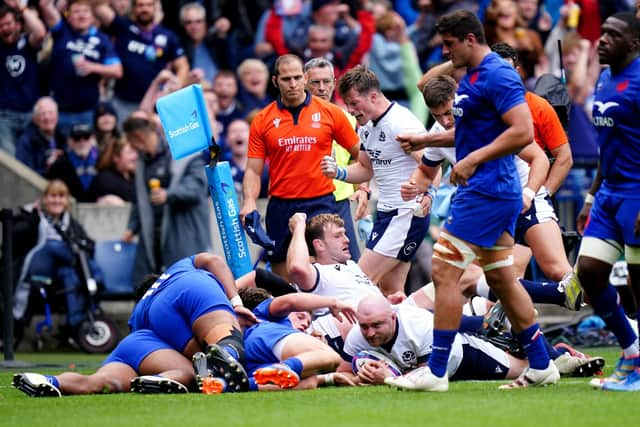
[{"xmin": 94, "ymin": 240, "xmax": 136, "ymax": 299}]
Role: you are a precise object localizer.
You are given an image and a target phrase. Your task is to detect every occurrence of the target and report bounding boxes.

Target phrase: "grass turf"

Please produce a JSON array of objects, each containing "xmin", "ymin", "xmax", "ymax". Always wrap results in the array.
[{"xmin": 0, "ymin": 347, "xmax": 636, "ymax": 427}]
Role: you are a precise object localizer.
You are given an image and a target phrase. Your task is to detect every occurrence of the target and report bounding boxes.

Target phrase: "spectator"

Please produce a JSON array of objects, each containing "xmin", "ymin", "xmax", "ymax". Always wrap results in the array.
[
  {"xmin": 368, "ymin": 10, "xmax": 428, "ymax": 121},
  {"xmin": 237, "ymin": 58, "xmax": 272, "ymax": 113},
  {"xmin": 16, "ymin": 97, "xmax": 66, "ymax": 177},
  {"xmin": 13, "ymin": 180, "xmax": 103, "ymax": 334},
  {"xmin": 179, "ymin": 2, "xmax": 229, "ymax": 83},
  {"xmin": 213, "ymin": 70, "xmax": 245, "ymax": 155},
  {"xmin": 0, "ymin": 2, "xmax": 46, "ymax": 155},
  {"xmin": 122, "ymin": 114, "xmax": 211, "ymax": 285},
  {"xmin": 517, "ymin": 0, "xmax": 553, "ymax": 44},
  {"xmin": 203, "ymin": 86, "xmax": 223, "ymax": 144},
  {"xmin": 93, "ymin": 101, "xmax": 120, "ymax": 151},
  {"xmin": 408, "ymin": 0, "xmax": 478, "ymax": 71},
  {"xmin": 110, "ymin": 0, "xmax": 130, "ymax": 17},
  {"xmin": 92, "ymin": 0, "xmax": 189, "ymax": 121},
  {"xmin": 226, "ymin": 118, "xmax": 269, "ymax": 199},
  {"xmin": 264, "ymin": 0, "xmax": 375, "ymax": 79},
  {"xmin": 47, "ymin": 123, "xmax": 100, "ymax": 203},
  {"xmin": 39, "ymin": 0, "xmax": 123, "ymax": 137},
  {"xmin": 209, "ymin": 0, "xmax": 272, "ymax": 68},
  {"xmin": 302, "ymin": 24, "xmax": 335, "ymax": 63},
  {"xmin": 91, "ymin": 137, "xmax": 137, "ymax": 205},
  {"xmin": 484, "ymin": 0, "xmax": 547, "ymax": 87}
]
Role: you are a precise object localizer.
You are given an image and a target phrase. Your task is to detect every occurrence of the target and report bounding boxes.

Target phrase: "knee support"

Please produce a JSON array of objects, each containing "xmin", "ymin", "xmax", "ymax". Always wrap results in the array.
[
  {"xmin": 215, "ymin": 328, "xmax": 245, "ymax": 363},
  {"xmin": 480, "ymin": 245, "xmax": 514, "ymax": 272},
  {"xmin": 433, "ymin": 232, "xmax": 477, "ymax": 269},
  {"xmin": 579, "ymin": 237, "xmax": 623, "ymax": 265}
]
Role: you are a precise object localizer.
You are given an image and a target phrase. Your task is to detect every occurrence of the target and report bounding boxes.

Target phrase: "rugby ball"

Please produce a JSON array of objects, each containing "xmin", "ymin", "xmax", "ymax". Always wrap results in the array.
[{"xmin": 351, "ymin": 350, "xmax": 402, "ymax": 377}]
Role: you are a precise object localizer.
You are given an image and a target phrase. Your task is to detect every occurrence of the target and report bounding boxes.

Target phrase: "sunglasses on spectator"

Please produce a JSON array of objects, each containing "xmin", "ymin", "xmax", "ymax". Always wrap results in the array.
[{"xmin": 71, "ymin": 133, "xmax": 92, "ymax": 141}]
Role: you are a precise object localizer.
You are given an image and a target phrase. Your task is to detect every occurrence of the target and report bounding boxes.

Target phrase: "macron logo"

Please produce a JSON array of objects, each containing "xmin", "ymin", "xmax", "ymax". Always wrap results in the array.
[
  {"xmin": 168, "ymin": 110, "xmax": 200, "ymax": 138},
  {"xmin": 273, "ymin": 118, "xmax": 281, "ymax": 128}
]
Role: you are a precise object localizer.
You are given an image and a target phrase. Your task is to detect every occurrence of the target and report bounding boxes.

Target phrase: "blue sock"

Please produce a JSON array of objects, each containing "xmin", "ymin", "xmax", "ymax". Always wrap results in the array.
[
  {"xmin": 518, "ymin": 278, "xmax": 565, "ymax": 306},
  {"xmin": 515, "ymin": 323, "xmax": 549, "ymax": 370},
  {"xmin": 541, "ymin": 337, "xmax": 561, "ymax": 359},
  {"xmin": 282, "ymin": 357, "xmax": 303, "ymax": 376},
  {"xmin": 591, "ymin": 285, "xmax": 637, "ymax": 349},
  {"xmin": 430, "ymin": 329, "xmax": 457, "ymax": 378},
  {"xmin": 458, "ymin": 315, "xmax": 484, "ymax": 334},
  {"xmin": 45, "ymin": 375, "xmax": 60, "ymax": 389},
  {"xmin": 222, "ymin": 345, "xmax": 239, "ymax": 361},
  {"xmin": 248, "ymin": 378, "xmax": 258, "ymax": 391}
]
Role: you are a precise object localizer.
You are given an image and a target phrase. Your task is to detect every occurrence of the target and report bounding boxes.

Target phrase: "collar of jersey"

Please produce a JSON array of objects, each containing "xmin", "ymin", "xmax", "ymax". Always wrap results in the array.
[
  {"xmin": 276, "ymin": 91, "xmax": 311, "ymax": 110},
  {"xmin": 371, "ymin": 102, "xmax": 394, "ymax": 127}
]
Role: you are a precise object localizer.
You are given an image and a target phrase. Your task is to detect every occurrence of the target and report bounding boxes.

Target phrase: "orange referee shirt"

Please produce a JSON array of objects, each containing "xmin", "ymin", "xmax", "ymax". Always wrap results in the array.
[
  {"xmin": 525, "ymin": 91, "xmax": 568, "ymax": 152},
  {"xmin": 248, "ymin": 92, "xmax": 360, "ymax": 199}
]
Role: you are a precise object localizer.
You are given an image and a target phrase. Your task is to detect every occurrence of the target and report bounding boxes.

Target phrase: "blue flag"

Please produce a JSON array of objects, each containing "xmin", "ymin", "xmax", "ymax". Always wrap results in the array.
[{"xmin": 156, "ymin": 84, "xmax": 212, "ymax": 159}]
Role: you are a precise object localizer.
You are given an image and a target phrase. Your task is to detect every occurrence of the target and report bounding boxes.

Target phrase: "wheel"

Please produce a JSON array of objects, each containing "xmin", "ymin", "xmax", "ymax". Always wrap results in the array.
[{"xmin": 75, "ymin": 316, "xmax": 120, "ymax": 353}]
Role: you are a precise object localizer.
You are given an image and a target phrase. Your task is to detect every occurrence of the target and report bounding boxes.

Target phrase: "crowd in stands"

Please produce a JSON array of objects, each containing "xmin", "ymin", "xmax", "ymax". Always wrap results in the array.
[{"xmin": 2, "ymin": 0, "xmax": 639, "ymax": 286}]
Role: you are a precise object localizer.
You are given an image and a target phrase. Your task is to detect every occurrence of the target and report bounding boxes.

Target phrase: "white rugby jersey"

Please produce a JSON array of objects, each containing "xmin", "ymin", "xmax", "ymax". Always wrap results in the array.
[
  {"xmin": 515, "ymin": 152, "xmax": 548, "ymax": 196},
  {"xmin": 359, "ymin": 103, "xmax": 426, "ymax": 211},
  {"xmin": 421, "ymin": 121, "xmax": 457, "ymax": 165},
  {"xmin": 343, "ymin": 304, "xmax": 463, "ymax": 376},
  {"xmin": 302, "ymin": 260, "xmax": 383, "ymax": 308}
]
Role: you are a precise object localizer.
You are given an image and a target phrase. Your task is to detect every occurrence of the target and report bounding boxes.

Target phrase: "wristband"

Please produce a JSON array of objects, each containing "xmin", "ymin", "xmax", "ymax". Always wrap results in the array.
[
  {"xmin": 425, "ymin": 185, "xmax": 437, "ymax": 200},
  {"xmin": 357, "ymin": 184, "xmax": 371, "ymax": 200},
  {"xmin": 584, "ymin": 193, "xmax": 595, "ymax": 204},
  {"xmin": 523, "ymin": 187, "xmax": 536, "ymax": 200},
  {"xmin": 335, "ymin": 167, "xmax": 348, "ymax": 181},
  {"xmin": 322, "ymin": 373, "xmax": 335, "ymax": 386},
  {"xmin": 230, "ymin": 295, "xmax": 243, "ymax": 307}
]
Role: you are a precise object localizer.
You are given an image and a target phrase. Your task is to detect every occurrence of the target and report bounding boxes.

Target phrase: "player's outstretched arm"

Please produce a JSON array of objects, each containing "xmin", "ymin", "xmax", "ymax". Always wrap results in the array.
[{"xmin": 286, "ymin": 213, "xmax": 318, "ymax": 291}]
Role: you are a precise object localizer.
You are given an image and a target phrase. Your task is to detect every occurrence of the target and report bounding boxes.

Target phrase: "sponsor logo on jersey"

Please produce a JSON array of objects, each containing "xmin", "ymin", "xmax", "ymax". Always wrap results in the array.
[
  {"xmin": 6, "ymin": 55, "xmax": 25, "ymax": 77},
  {"xmin": 402, "ymin": 350, "xmax": 416, "ymax": 363},
  {"xmin": 366, "ymin": 148, "xmax": 392, "ymax": 166},
  {"xmin": 453, "ymin": 93, "xmax": 467, "ymax": 117},
  {"xmin": 277, "ymin": 135, "xmax": 318, "ymax": 152},
  {"xmin": 592, "ymin": 101, "xmax": 617, "ymax": 127}
]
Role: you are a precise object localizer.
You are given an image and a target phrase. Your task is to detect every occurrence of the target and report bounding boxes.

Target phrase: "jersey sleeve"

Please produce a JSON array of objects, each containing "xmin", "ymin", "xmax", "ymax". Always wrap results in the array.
[
  {"xmin": 247, "ymin": 113, "xmax": 267, "ymax": 159},
  {"xmin": 486, "ymin": 65, "xmax": 526, "ymax": 116},
  {"xmin": 100, "ymin": 34, "xmax": 121, "ymax": 65}
]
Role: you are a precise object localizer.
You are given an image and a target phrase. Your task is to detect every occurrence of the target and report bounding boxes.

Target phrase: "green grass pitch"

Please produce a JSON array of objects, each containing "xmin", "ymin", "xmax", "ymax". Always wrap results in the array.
[{"xmin": 0, "ymin": 347, "xmax": 637, "ymax": 427}]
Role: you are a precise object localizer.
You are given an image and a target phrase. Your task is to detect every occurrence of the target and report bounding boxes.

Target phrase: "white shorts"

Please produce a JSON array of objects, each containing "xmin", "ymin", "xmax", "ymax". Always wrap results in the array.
[{"xmin": 367, "ymin": 208, "xmax": 429, "ymax": 261}]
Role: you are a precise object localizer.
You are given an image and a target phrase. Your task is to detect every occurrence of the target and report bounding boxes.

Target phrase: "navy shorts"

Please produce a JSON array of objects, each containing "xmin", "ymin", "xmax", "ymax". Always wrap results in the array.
[
  {"xmin": 450, "ymin": 339, "xmax": 510, "ymax": 381},
  {"xmin": 102, "ymin": 329, "xmax": 172, "ymax": 372},
  {"xmin": 265, "ymin": 193, "xmax": 337, "ymax": 262}
]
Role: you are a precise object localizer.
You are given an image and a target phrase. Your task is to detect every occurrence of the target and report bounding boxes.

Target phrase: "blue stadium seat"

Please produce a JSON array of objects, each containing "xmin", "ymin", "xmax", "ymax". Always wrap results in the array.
[{"xmin": 94, "ymin": 240, "xmax": 136, "ymax": 299}]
